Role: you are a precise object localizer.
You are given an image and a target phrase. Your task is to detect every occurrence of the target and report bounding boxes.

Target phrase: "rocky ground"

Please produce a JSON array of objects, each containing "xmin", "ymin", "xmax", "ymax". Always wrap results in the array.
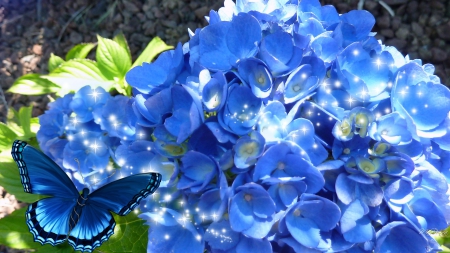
[{"xmin": 0, "ymin": 0, "xmax": 449, "ymax": 251}]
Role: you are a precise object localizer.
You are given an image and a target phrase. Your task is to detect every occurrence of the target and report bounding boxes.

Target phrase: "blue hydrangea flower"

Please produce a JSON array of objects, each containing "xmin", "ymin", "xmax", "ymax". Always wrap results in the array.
[
  {"xmin": 284, "ymin": 56, "xmax": 325, "ymax": 104},
  {"xmin": 279, "ymin": 193, "xmax": 341, "ymax": 249},
  {"xmin": 114, "ymin": 140, "xmax": 176, "ymax": 185},
  {"xmin": 233, "ymin": 131, "xmax": 265, "ymax": 169},
  {"xmin": 62, "ymin": 131, "xmax": 110, "ymax": 175},
  {"xmin": 229, "ymin": 183, "xmax": 276, "ymax": 239},
  {"xmin": 258, "ymin": 30, "xmax": 303, "ymax": 77},
  {"xmin": 297, "ymin": 0, "xmax": 339, "ymax": 28},
  {"xmin": 205, "ymin": 219, "xmax": 273, "ymax": 253},
  {"xmin": 140, "ymin": 209, "xmax": 205, "ymax": 253},
  {"xmin": 125, "ymin": 43, "xmax": 184, "ymax": 94},
  {"xmin": 93, "ymin": 95, "xmax": 137, "ymax": 141},
  {"xmin": 237, "ymin": 58, "xmax": 273, "ymax": 98},
  {"xmin": 194, "ymin": 13, "xmax": 261, "ymax": 71},
  {"xmin": 177, "ymin": 151, "xmax": 219, "ymax": 193},
  {"xmin": 218, "ymin": 83, "xmax": 262, "ymax": 135},
  {"xmin": 264, "ymin": 177, "xmax": 307, "ymax": 211},
  {"xmin": 70, "ymin": 85, "xmax": 110, "ymax": 123},
  {"xmin": 133, "ymin": 85, "xmax": 202, "ymax": 143},
  {"xmin": 253, "ymin": 141, "xmax": 324, "ymax": 194},
  {"xmin": 37, "ymin": 93, "xmax": 74, "ymax": 164},
  {"xmin": 335, "ymin": 169, "xmax": 383, "ymax": 208},
  {"xmin": 199, "ymin": 71, "xmax": 228, "ymax": 112},
  {"xmin": 336, "ymin": 43, "xmax": 394, "ymax": 102},
  {"xmin": 391, "ymin": 62, "xmax": 450, "ymax": 139},
  {"xmin": 339, "ymin": 199, "xmax": 374, "ymax": 243},
  {"xmin": 375, "ymin": 221, "xmax": 429, "ymax": 253}
]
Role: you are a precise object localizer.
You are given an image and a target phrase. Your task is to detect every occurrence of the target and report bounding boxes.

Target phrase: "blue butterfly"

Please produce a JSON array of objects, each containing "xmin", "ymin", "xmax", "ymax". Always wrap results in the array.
[{"xmin": 11, "ymin": 140, "xmax": 162, "ymax": 252}]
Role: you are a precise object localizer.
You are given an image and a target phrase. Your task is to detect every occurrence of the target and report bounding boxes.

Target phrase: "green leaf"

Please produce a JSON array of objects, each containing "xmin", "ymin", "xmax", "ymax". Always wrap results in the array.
[
  {"xmin": 6, "ymin": 108, "xmax": 23, "ymax": 136},
  {"xmin": 18, "ymin": 106, "xmax": 32, "ymax": 138},
  {"xmin": 0, "ymin": 123, "xmax": 18, "ymax": 150},
  {"xmin": 0, "ymin": 207, "xmax": 35, "ymax": 249},
  {"xmin": 113, "ymin": 32, "xmax": 132, "ymax": 64},
  {"xmin": 96, "ymin": 35, "xmax": 132, "ymax": 80},
  {"xmin": 48, "ymin": 53, "xmax": 65, "ymax": 72},
  {"xmin": 65, "ymin": 43, "xmax": 97, "ymax": 61},
  {"xmin": 0, "ymin": 207, "xmax": 73, "ymax": 252},
  {"xmin": 42, "ymin": 59, "xmax": 114, "ymax": 97},
  {"xmin": 97, "ymin": 212, "xmax": 148, "ymax": 253},
  {"xmin": 132, "ymin": 37, "xmax": 173, "ymax": 68},
  {"xmin": 4, "ymin": 106, "xmax": 39, "ymax": 140},
  {"xmin": 35, "ymin": 244, "xmax": 74, "ymax": 253},
  {"xmin": 7, "ymin": 74, "xmax": 60, "ymax": 95},
  {"xmin": 30, "ymin": 117, "xmax": 40, "ymax": 135},
  {"xmin": 0, "ymin": 156, "xmax": 42, "ymax": 203}
]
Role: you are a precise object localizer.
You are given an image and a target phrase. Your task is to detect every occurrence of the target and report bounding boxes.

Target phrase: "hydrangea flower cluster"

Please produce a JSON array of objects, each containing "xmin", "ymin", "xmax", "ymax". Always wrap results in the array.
[{"xmin": 37, "ymin": 0, "xmax": 450, "ymax": 252}]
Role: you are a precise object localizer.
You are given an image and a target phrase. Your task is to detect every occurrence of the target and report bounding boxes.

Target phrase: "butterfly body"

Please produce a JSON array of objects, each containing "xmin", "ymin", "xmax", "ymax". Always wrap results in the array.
[
  {"xmin": 11, "ymin": 140, "xmax": 161, "ymax": 252},
  {"xmin": 69, "ymin": 188, "xmax": 89, "ymax": 231}
]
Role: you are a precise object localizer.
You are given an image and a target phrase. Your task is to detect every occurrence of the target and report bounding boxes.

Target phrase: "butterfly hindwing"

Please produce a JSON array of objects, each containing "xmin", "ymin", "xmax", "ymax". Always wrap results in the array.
[
  {"xmin": 67, "ymin": 202, "xmax": 116, "ymax": 252},
  {"xmin": 11, "ymin": 140, "xmax": 79, "ymax": 198},
  {"xmin": 89, "ymin": 173, "xmax": 162, "ymax": 215},
  {"xmin": 26, "ymin": 197, "xmax": 77, "ymax": 246}
]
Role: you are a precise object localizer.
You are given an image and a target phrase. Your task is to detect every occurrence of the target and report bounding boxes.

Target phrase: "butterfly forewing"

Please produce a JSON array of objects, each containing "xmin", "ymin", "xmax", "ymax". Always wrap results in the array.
[
  {"xmin": 88, "ymin": 173, "xmax": 162, "ymax": 215},
  {"xmin": 11, "ymin": 140, "xmax": 79, "ymax": 198}
]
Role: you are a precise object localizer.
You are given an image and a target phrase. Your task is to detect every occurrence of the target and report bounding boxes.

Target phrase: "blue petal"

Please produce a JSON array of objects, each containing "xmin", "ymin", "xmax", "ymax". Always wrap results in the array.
[
  {"xmin": 236, "ymin": 236, "xmax": 272, "ymax": 253},
  {"xmin": 226, "ymin": 13, "xmax": 261, "ymax": 60},
  {"xmin": 342, "ymin": 215, "xmax": 374, "ymax": 243},
  {"xmin": 279, "ymin": 184, "xmax": 298, "ymax": 206},
  {"xmin": 340, "ymin": 200, "xmax": 365, "ymax": 233},
  {"xmin": 340, "ymin": 10, "xmax": 375, "ymax": 41},
  {"xmin": 286, "ymin": 211, "xmax": 321, "ymax": 248},
  {"xmin": 298, "ymin": 194, "xmax": 341, "ymax": 231},
  {"xmin": 229, "ymin": 191, "xmax": 254, "ymax": 232},
  {"xmin": 375, "ymin": 222, "xmax": 427, "ymax": 253},
  {"xmin": 199, "ymin": 21, "xmax": 235, "ymax": 71},
  {"xmin": 284, "ymin": 64, "xmax": 320, "ymax": 104},
  {"xmin": 205, "ymin": 220, "xmax": 239, "ymax": 251}
]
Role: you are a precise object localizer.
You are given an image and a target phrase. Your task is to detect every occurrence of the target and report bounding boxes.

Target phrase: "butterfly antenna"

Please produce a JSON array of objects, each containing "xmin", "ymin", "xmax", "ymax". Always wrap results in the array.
[
  {"xmin": 74, "ymin": 158, "xmax": 87, "ymax": 187},
  {"xmin": 92, "ymin": 168, "xmax": 117, "ymax": 188}
]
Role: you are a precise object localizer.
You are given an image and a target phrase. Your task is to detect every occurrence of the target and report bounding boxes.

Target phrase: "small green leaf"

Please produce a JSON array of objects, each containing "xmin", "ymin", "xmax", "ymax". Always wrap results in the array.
[
  {"xmin": 7, "ymin": 74, "xmax": 60, "ymax": 95},
  {"xmin": 0, "ymin": 207, "xmax": 34, "ymax": 249},
  {"xmin": 65, "ymin": 43, "xmax": 97, "ymax": 61},
  {"xmin": 0, "ymin": 207, "xmax": 73, "ymax": 252},
  {"xmin": 96, "ymin": 35, "xmax": 132, "ymax": 80},
  {"xmin": 18, "ymin": 106, "xmax": 32, "ymax": 138},
  {"xmin": 4, "ymin": 106, "xmax": 39, "ymax": 140},
  {"xmin": 48, "ymin": 53, "xmax": 65, "ymax": 72},
  {"xmin": 0, "ymin": 123, "xmax": 18, "ymax": 150},
  {"xmin": 42, "ymin": 59, "xmax": 114, "ymax": 97},
  {"xmin": 112, "ymin": 78, "xmax": 128, "ymax": 96},
  {"xmin": 0, "ymin": 156, "xmax": 42, "ymax": 203},
  {"xmin": 30, "ymin": 117, "xmax": 40, "ymax": 135},
  {"xmin": 132, "ymin": 37, "xmax": 173, "ymax": 68},
  {"xmin": 97, "ymin": 212, "xmax": 148, "ymax": 253},
  {"xmin": 6, "ymin": 108, "xmax": 23, "ymax": 136},
  {"xmin": 36, "ymin": 244, "xmax": 74, "ymax": 253},
  {"xmin": 113, "ymin": 32, "xmax": 132, "ymax": 64}
]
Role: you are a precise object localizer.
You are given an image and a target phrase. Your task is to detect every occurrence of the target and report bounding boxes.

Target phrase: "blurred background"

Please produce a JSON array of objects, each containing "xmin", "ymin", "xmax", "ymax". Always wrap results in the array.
[{"xmin": 0, "ymin": 0, "xmax": 449, "ymax": 251}]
